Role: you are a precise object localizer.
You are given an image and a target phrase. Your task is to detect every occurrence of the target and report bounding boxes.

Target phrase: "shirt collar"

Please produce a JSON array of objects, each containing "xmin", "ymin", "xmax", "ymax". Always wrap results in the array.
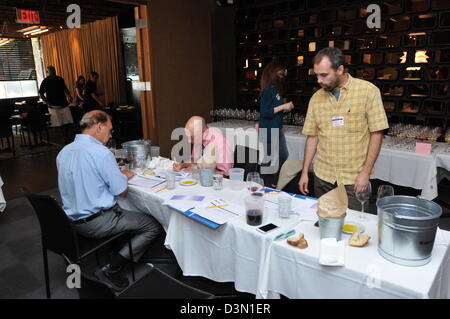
[
  {"xmin": 75, "ymin": 134, "xmax": 103, "ymax": 146},
  {"xmin": 340, "ymin": 73, "xmax": 352, "ymax": 91}
]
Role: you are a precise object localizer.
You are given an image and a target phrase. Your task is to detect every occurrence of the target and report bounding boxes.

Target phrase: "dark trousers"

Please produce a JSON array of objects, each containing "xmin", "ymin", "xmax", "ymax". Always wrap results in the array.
[
  {"xmin": 72, "ymin": 206, "xmax": 162, "ymax": 262},
  {"xmin": 313, "ymin": 174, "xmax": 361, "ymax": 211},
  {"xmin": 261, "ymin": 130, "xmax": 289, "ymax": 186}
]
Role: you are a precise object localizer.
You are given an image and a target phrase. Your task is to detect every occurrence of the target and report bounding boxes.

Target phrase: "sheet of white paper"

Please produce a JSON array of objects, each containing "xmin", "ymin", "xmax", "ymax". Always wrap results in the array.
[
  {"xmin": 205, "ymin": 199, "xmax": 246, "ymax": 217},
  {"xmin": 190, "ymin": 206, "xmax": 231, "ymax": 225},
  {"xmin": 128, "ymin": 175, "xmax": 166, "ymax": 188},
  {"xmin": 162, "ymin": 200, "xmax": 197, "ymax": 213}
]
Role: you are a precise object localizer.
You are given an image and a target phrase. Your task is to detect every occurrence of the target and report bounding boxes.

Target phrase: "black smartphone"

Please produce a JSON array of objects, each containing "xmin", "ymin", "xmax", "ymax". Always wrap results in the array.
[{"xmin": 257, "ymin": 223, "xmax": 279, "ymax": 233}]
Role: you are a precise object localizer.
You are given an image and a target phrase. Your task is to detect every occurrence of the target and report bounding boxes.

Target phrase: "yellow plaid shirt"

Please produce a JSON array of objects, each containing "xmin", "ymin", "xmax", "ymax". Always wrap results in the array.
[{"xmin": 302, "ymin": 74, "xmax": 389, "ymax": 185}]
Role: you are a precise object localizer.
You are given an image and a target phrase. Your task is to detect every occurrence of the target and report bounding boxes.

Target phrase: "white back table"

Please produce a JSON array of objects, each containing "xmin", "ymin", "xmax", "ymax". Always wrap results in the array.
[{"xmin": 208, "ymin": 121, "xmax": 450, "ymax": 200}]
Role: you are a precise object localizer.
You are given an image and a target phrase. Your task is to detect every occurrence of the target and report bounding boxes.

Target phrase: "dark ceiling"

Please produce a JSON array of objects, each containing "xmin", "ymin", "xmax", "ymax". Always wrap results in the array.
[{"xmin": 0, "ymin": 0, "xmax": 147, "ymax": 38}]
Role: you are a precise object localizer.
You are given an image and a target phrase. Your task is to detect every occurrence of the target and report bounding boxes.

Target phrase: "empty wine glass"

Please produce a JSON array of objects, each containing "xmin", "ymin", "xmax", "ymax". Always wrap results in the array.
[
  {"xmin": 356, "ymin": 181, "xmax": 372, "ymax": 221},
  {"xmin": 377, "ymin": 185, "xmax": 394, "ymax": 202},
  {"xmin": 246, "ymin": 172, "xmax": 264, "ymax": 195}
]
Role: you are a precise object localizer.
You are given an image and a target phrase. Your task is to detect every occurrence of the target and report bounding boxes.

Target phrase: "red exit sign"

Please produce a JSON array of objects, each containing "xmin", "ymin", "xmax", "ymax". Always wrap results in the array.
[{"xmin": 16, "ymin": 8, "xmax": 40, "ymax": 24}]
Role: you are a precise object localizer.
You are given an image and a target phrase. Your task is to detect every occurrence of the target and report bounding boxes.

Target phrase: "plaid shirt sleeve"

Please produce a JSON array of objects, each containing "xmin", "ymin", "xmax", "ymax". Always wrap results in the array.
[
  {"xmin": 366, "ymin": 85, "xmax": 389, "ymax": 133},
  {"xmin": 302, "ymin": 95, "xmax": 318, "ymax": 136}
]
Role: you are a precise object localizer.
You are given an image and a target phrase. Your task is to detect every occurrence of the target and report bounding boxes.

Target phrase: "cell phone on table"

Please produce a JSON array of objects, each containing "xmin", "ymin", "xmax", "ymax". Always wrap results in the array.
[{"xmin": 257, "ymin": 223, "xmax": 279, "ymax": 234}]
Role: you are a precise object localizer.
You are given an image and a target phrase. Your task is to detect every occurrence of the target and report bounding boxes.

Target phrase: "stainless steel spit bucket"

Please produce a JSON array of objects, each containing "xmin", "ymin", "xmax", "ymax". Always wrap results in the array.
[
  {"xmin": 122, "ymin": 140, "xmax": 151, "ymax": 170},
  {"xmin": 377, "ymin": 196, "xmax": 442, "ymax": 267}
]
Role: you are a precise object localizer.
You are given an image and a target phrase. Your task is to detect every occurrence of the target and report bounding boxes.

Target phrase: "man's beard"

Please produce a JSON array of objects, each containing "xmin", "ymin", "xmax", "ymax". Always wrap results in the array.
[{"xmin": 320, "ymin": 79, "xmax": 339, "ymax": 92}]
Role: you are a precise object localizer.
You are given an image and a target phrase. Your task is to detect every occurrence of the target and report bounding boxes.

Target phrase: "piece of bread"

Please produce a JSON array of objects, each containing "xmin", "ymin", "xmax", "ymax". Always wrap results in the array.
[
  {"xmin": 287, "ymin": 236, "xmax": 301, "ymax": 246},
  {"xmin": 297, "ymin": 238, "xmax": 308, "ymax": 249},
  {"xmin": 349, "ymin": 231, "xmax": 371, "ymax": 247},
  {"xmin": 287, "ymin": 233, "xmax": 307, "ymax": 249},
  {"xmin": 143, "ymin": 170, "xmax": 155, "ymax": 176}
]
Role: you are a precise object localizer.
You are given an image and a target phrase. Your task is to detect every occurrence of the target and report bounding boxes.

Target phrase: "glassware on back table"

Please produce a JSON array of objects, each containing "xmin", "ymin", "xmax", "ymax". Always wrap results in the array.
[{"xmin": 356, "ymin": 181, "xmax": 372, "ymax": 221}]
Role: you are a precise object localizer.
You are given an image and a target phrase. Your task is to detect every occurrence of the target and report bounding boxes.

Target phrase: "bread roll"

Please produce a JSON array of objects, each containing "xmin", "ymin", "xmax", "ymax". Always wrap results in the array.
[
  {"xmin": 297, "ymin": 239, "xmax": 308, "ymax": 249},
  {"xmin": 349, "ymin": 231, "xmax": 371, "ymax": 247},
  {"xmin": 287, "ymin": 236, "xmax": 301, "ymax": 246},
  {"xmin": 287, "ymin": 233, "xmax": 307, "ymax": 249}
]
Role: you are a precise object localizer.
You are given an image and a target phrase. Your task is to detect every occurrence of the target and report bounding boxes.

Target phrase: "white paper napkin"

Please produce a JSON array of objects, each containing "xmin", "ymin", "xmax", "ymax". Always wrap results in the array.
[{"xmin": 319, "ymin": 238, "xmax": 345, "ymax": 266}]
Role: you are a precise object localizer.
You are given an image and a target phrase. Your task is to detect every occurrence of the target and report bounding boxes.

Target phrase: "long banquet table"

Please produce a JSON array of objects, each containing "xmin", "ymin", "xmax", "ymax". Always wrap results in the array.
[
  {"xmin": 118, "ymin": 173, "xmax": 450, "ymax": 299},
  {"xmin": 208, "ymin": 121, "xmax": 450, "ymax": 200}
]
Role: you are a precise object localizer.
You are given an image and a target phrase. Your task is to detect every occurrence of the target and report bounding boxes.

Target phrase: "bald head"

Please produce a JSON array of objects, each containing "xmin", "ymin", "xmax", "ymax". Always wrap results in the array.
[
  {"xmin": 80, "ymin": 110, "xmax": 113, "ymax": 145},
  {"xmin": 185, "ymin": 116, "xmax": 207, "ymax": 144}
]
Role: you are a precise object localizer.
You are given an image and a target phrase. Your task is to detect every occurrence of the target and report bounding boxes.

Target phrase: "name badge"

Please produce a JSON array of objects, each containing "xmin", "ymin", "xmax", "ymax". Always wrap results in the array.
[{"xmin": 332, "ymin": 116, "xmax": 344, "ymax": 127}]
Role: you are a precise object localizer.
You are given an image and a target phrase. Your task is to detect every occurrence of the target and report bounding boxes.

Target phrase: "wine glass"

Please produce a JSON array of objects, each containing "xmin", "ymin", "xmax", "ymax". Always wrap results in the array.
[
  {"xmin": 377, "ymin": 185, "xmax": 394, "ymax": 202},
  {"xmin": 355, "ymin": 181, "xmax": 372, "ymax": 221},
  {"xmin": 107, "ymin": 139, "xmax": 117, "ymax": 153},
  {"xmin": 246, "ymin": 172, "xmax": 264, "ymax": 195}
]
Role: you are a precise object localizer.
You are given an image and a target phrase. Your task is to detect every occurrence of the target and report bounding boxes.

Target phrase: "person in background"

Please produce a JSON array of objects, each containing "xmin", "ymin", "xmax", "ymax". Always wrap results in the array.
[
  {"xmin": 173, "ymin": 116, "xmax": 234, "ymax": 175},
  {"xmin": 299, "ymin": 47, "xmax": 388, "ymax": 210},
  {"xmin": 70, "ymin": 76, "xmax": 86, "ymax": 133},
  {"xmin": 74, "ymin": 75, "xmax": 85, "ymax": 107},
  {"xmin": 39, "ymin": 66, "xmax": 73, "ymax": 141},
  {"xmin": 57, "ymin": 110, "xmax": 162, "ymax": 291},
  {"xmin": 259, "ymin": 61, "xmax": 294, "ymax": 187},
  {"xmin": 83, "ymin": 71, "xmax": 104, "ymax": 112}
]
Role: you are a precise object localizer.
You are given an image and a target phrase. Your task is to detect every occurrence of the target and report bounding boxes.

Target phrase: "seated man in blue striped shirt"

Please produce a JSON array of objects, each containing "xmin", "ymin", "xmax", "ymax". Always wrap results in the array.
[{"xmin": 57, "ymin": 110, "xmax": 162, "ymax": 291}]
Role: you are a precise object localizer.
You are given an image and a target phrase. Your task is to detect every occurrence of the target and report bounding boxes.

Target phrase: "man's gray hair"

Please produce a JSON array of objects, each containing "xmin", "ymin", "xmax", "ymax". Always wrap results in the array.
[
  {"xmin": 79, "ymin": 111, "xmax": 111, "ymax": 131},
  {"xmin": 313, "ymin": 47, "xmax": 345, "ymax": 70}
]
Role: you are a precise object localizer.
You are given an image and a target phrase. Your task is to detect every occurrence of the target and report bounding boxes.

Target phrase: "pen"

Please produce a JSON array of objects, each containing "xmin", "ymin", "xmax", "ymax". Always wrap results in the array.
[
  {"xmin": 274, "ymin": 229, "xmax": 296, "ymax": 241},
  {"xmin": 206, "ymin": 204, "xmax": 229, "ymax": 209},
  {"xmin": 154, "ymin": 186, "xmax": 167, "ymax": 193},
  {"xmin": 151, "ymin": 180, "xmax": 166, "ymax": 189}
]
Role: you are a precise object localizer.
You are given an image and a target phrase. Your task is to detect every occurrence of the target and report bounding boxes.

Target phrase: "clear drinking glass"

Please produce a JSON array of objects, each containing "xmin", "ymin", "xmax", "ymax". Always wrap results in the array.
[
  {"xmin": 114, "ymin": 149, "xmax": 129, "ymax": 170},
  {"xmin": 213, "ymin": 173, "xmax": 223, "ymax": 190},
  {"xmin": 167, "ymin": 172, "xmax": 176, "ymax": 190},
  {"xmin": 377, "ymin": 185, "xmax": 394, "ymax": 201},
  {"xmin": 150, "ymin": 146, "xmax": 160, "ymax": 159},
  {"xmin": 356, "ymin": 181, "xmax": 372, "ymax": 221}
]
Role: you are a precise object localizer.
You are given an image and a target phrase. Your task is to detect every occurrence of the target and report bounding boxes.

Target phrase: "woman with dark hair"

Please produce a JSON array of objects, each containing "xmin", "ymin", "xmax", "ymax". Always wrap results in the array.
[
  {"xmin": 259, "ymin": 61, "xmax": 294, "ymax": 187},
  {"xmin": 74, "ymin": 75, "xmax": 85, "ymax": 107}
]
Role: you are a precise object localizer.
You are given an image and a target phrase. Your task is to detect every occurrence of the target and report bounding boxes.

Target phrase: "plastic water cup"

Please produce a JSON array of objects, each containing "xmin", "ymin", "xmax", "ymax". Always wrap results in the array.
[
  {"xmin": 213, "ymin": 174, "xmax": 223, "ymax": 190},
  {"xmin": 167, "ymin": 172, "xmax": 176, "ymax": 190},
  {"xmin": 229, "ymin": 168, "xmax": 245, "ymax": 191},
  {"xmin": 150, "ymin": 146, "xmax": 160, "ymax": 158},
  {"xmin": 278, "ymin": 196, "xmax": 291, "ymax": 219}
]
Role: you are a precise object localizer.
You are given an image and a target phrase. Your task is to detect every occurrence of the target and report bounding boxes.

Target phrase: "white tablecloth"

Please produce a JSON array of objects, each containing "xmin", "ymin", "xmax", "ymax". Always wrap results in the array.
[
  {"xmin": 119, "ymin": 173, "xmax": 450, "ymax": 299},
  {"xmin": 209, "ymin": 121, "xmax": 450, "ymax": 200},
  {"xmin": 0, "ymin": 176, "xmax": 5, "ymax": 212},
  {"xmin": 119, "ymin": 179, "xmax": 299, "ymax": 295},
  {"xmin": 258, "ymin": 211, "xmax": 450, "ymax": 299}
]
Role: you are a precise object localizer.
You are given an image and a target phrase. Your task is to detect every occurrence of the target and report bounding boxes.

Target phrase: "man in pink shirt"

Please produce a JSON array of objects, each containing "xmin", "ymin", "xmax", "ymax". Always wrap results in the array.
[{"xmin": 173, "ymin": 116, "xmax": 234, "ymax": 175}]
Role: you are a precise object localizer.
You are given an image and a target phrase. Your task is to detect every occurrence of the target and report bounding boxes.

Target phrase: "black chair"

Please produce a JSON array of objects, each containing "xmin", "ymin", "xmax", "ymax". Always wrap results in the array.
[
  {"xmin": 20, "ymin": 110, "xmax": 50, "ymax": 148},
  {"xmin": 78, "ymin": 266, "xmax": 214, "ymax": 299},
  {"xmin": 233, "ymin": 145, "xmax": 260, "ymax": 179},
  {"xmin": 21, "ymin": 187, "xmax": 135, "ymax": 298},
  {"xmin": 0, "ymin": 116, "xmax": 15, "ymax": 157}
]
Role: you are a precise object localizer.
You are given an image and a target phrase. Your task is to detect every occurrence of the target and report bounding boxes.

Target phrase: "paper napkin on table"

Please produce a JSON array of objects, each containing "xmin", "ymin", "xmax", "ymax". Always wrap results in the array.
[{"xmin": 319, "ymin": 238, "xmax": 345, "ymax": 266}]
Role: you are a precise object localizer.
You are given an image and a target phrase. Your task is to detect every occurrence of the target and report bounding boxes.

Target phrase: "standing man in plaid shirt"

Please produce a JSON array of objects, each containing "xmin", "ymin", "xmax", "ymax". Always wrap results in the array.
[{"xmin": 299, "ymin": 47, "xmax": 389, "ymax": 210}]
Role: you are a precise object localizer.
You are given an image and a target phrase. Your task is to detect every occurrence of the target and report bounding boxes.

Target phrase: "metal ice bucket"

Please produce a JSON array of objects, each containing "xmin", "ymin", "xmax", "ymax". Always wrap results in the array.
[
  {"xmin": 377, "ymin": 196, "xmax": 442, "ymax": 267},
  {"xmin": 121, "ymin": 140, "xmax": 151, "ymax": 170}
]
